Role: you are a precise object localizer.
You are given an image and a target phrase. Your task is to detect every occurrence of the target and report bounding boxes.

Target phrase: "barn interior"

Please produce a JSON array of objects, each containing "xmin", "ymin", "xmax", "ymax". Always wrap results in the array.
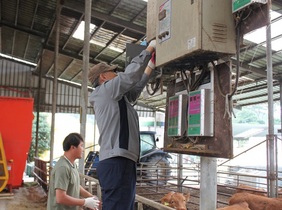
[{"xmin": 1, "ymin": 0, "xmax": 282, "ymax": 209}]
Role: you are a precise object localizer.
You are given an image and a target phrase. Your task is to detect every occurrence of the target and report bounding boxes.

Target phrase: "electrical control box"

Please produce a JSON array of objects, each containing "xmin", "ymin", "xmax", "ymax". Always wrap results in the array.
[
  {"xmin": 188, "ymin": 89, "xmax": 213, "ymax": 136},
  {"xmin": 154, "ymin": 0, "xmax": 236, "ymax": 67},
  {"xmin": 232, "ymin": 0, "xmax": 267, "ymax": 13},
  {"xmin": 146, "ymin": 0, "xmax": 158, "ymax": 41},
  {"xmin": 167, "ymin": 94, "xmax": 188, "ymax": 137}
]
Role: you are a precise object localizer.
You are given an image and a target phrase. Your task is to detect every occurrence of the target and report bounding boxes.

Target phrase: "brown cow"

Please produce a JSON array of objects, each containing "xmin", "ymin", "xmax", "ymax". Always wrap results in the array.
[
  {"xmin": 229, "ymin": 192, "xmax": 282, "ymax": 210},
  {"xmin": 160, "ymin": 191, "xmax": 190, "ymax": 210},
  {"xmin": 217, "ymin": 202, "xmax": 250, "ymax": 210},
  {"xmin": 236, "ymin": 184, "xmax": 267, "ymax": 196},
  {"xmin": 278, "ymin": 188, "xmax": 282, "ymax": 197}
]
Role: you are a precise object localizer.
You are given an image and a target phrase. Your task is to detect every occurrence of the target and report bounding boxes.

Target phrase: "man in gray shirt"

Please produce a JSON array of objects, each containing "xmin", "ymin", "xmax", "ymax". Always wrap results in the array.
[{"xmin": 88, "ymin": 40, "xmax": 156, "ymax": 210}]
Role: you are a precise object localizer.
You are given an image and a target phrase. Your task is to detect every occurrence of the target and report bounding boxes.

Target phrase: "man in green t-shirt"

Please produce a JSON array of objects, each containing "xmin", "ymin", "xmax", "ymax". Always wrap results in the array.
[{"xmin": 47, "ymin": 133, "xmax": 100, "ymax": 210}]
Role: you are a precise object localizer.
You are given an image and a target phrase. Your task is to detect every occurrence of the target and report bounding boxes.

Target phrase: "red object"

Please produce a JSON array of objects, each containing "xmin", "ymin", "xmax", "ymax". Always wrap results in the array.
[
  {"xmin": 151, "ymin": 52, "xmax": 156, "ymax": 65},
  {"xmin": 0, "ymin": 97, "xmax": 34, "ymax": 188}
]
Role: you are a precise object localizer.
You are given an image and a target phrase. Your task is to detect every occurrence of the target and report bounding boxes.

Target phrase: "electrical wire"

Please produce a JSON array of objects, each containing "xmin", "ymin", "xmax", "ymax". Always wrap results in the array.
[
  {"xmin": 180, "ymin": 70, "xmax": 190, "ymax": 94},
  {"xmin": 212, "ymin": 10, "xmax": 245, "ymax": 119},
  {"xmin": 229, "ymin": 23, "xmax": 241, "ymax": 98},
  {"xmin": 146, "ymin": 77, "xmax": 162, "ymax": 96},
  {"xmin": 190, "ymin": 65, "xmax": 208, "ymax": 91},
  {"xmin": 146, "ymin": 68, "xmax": 163, "ymax": 96}
]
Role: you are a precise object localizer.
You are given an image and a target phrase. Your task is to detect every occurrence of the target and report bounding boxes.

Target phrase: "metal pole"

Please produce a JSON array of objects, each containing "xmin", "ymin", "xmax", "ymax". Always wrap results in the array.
[
  {"xmin": 275, "ymin": 134, "xmax": 278, "ymax": 197},
  {"xmin": 79, "ymin": 0, "xmax": 92, "ymax": 173},
  {"xmin": 35, "ymin": 55, "xmax": 43, "ymax": 158},
  {"xmin": 154, "ymin": 111, "xmax": 157, "ymax": 131},
  {"xmin": 266, "ymin": 0, "xmax": 276, "ymax": 198},
  {"xmin": 280, "ymin": 80, "xmax": 282, "ymax": 197},
  {"xmin": 280, "ymin": 80, "xmax": 282, "ymax": 137},
  {"xmin": 50, "ymin": 0, "xmax": 60, "ymax": 167},
  {"xmin": 177, "ymin": 154, "xmax": 183, "ymax": 192}
]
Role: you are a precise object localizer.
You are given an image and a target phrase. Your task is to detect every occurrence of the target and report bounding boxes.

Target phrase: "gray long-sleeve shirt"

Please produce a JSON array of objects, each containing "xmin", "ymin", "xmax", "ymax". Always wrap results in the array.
[{"xmin": 89, "ymin": 50, "xmax": 152, "ymax": 162}]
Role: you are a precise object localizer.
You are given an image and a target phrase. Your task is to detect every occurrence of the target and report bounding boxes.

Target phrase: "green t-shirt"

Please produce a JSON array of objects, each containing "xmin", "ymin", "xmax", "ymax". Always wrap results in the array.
[{"xmin": 47, "ymin": 156, "xmax": 80, "ymax": 210}]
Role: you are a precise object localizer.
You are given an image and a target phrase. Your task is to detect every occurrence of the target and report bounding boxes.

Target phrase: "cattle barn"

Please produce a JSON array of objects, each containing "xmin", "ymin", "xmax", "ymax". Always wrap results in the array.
[{"xmin": 1, "ymin": 0, "xmax": 282, "ymax": 209}]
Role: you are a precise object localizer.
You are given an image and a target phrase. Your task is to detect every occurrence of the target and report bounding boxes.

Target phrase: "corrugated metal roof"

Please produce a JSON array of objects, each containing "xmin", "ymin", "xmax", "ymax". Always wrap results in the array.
[
  {"xmin": 1, "ymin": 0, "xmax": 282, "ymax": 112},
  {"xmin": 0, "ymin": 58, "xmax": 156, "ymax": 116}
]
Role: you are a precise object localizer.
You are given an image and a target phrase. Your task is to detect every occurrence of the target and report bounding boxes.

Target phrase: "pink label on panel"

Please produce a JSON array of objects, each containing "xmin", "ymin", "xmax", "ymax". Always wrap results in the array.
[
  {"xmin": 169, "ymin": 100, "xmax": 179, "ymax": 117},
  {"xmin": 189, "ymin": 94, "xmax": 200, "ymax": 115}
]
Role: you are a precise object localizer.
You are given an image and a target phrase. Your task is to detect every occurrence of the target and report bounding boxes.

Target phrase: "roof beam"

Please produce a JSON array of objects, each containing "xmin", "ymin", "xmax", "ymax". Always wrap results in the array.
[
  {"xmin": 44, "ymin": 44, "xmax": 99, "ymax": 65},
  {"xmin": 273, "ymin": 0, "xmax": 282, "ymax": 13},
  {"xmin": 232, "ymin": 60, "xmax": 268, "ymax": 77},
  {"xmin": 94, "ymin": 28, "xmax": 126, "ymax": 60},
  {"xmin": 62, "ymin": 0, "xmax": 146, "ymax": 35},
  {"xmin": 0, "ymin": 21, "xmax": 45, "ymax": 37}
]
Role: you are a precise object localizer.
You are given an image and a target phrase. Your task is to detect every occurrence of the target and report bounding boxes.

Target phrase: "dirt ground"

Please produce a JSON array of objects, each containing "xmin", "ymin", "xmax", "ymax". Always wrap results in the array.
[{"xmin": 0, "ymin": 182, "xmax": 47, "ymax": 210}]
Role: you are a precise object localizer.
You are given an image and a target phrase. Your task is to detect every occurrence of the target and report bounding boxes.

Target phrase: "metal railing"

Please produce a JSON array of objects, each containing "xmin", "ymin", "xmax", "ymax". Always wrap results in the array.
[
  {"xmin": 33, "ymin": 156, "xmax": 282, "ymax": 209},
  {"xmin": 33, "ymin": 157, "xmax": 49, "ymax": 192},
  {"xmin": 79, "ymin": 173, "xmax": 175, "ymax": 210}
]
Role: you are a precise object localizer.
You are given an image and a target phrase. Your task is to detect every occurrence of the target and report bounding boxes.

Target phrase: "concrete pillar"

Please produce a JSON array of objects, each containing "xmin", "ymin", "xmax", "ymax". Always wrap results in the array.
[{"xmin": 200, "ymin": 156, "xmax": 217, "ymax": 210}]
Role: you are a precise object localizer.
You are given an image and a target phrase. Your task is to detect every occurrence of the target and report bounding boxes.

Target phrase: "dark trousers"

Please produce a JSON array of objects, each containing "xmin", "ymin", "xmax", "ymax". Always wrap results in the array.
[{"xmin": 97, "ymin": 157, "xmax": 136, "ymax": 210}]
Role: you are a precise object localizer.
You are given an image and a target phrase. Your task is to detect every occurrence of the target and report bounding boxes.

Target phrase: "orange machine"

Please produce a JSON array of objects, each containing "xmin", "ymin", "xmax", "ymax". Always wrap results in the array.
[{"xmin": 0, "ymin": 97, "xmax": 34, "ymax": 189}]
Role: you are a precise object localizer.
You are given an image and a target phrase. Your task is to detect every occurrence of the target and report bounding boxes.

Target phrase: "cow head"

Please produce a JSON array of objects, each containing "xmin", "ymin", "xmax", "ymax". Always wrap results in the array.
[{"xmin": 161, "ymin": 191, "xmax": 190, "ymax": 210}]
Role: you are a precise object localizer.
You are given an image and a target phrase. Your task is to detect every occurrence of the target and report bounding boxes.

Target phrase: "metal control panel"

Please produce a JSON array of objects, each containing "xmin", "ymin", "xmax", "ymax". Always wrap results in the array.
[
  {"xmin": 158, "ymin": 0, "xmax": 171, "ymax": 43},
  {"xmin": 232, "ymin": 0, "xmax": 267, "ymax": 13},
  {"xmin": 155, "ymin": 0, "xmax": 236, "ymax": 67},
  {"xmin": 167, "ymin": 94, "xmax": 188, "ymax": 137},
  {"xmin": 188, "ymin": 89, "xmax": 213, "ymax": 136}
]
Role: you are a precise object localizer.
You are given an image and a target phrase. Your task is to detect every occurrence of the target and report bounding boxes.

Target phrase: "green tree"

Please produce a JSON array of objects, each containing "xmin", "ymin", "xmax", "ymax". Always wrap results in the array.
[
  {"xmin": 28, "ymin": 113, "xmax": 50, "ymax": 162},
  {"xmin": 233, "ymin": 104, "xmax": 281, "ymax": 125},
  {"xmin": 233, "ymin": 108, "xmax": 259, "ymax": 123}
]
